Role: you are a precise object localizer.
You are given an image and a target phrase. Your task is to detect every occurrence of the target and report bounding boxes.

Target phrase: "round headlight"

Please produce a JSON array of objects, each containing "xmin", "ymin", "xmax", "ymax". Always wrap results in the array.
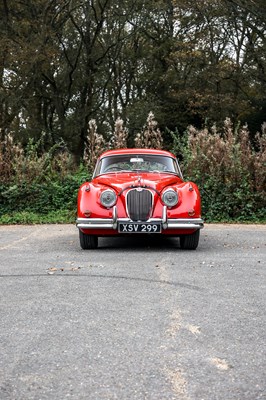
[
  {"xmin": 162, "ymin": 189, "xmax": 178, "ymax": 207},
  {"xmin": 100, "ymin": 189, "xmax": 117, "ymax": 207}
]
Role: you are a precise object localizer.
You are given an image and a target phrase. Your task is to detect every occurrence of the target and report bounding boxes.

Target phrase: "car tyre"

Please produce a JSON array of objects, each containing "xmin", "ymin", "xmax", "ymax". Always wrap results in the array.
[
  {"xmin": 79, "ymin": 230, "xmax": 98, "ymax": 249},
  {"xmin": 180, "ymin": 230, "xmax": 200, "ymax": 250}
]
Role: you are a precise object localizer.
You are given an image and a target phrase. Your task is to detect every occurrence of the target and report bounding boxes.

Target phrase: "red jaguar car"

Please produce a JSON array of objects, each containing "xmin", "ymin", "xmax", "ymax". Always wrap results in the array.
[{"xmin": 76, "ymin": 148, "xmax": 203, "ymax": 249}]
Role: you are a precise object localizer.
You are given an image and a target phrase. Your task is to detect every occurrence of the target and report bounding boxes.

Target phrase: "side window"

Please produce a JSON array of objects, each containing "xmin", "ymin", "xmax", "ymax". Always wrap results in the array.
[{"xmin": 93, "ymin": 160, "xmax": 101, "ymax": 177}]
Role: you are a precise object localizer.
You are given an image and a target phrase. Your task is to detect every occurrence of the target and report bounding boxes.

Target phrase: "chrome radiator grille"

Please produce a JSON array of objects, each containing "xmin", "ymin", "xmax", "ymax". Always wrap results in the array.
[{"xmin": 126, "ymin": 189, "xmax": 153, "ymax": 221}]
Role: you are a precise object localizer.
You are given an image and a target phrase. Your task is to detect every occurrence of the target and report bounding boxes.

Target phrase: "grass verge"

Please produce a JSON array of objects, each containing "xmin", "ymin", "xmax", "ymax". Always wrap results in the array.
[{"xmin": 0, "ymin": 210, "xmax": 76, "ymax": 225}]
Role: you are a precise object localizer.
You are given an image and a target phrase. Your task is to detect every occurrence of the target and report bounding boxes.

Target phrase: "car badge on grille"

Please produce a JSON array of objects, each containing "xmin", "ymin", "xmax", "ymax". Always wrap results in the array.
[{"xmin": 136, "ymin": 187, "xmax": 143, "ymax": 192}]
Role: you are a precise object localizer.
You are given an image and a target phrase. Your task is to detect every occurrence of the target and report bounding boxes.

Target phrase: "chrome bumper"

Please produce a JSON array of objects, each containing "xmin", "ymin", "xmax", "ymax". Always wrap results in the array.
[{"xmin": 76, "ymin": 206, "xmax": 204, "ymax": 231}]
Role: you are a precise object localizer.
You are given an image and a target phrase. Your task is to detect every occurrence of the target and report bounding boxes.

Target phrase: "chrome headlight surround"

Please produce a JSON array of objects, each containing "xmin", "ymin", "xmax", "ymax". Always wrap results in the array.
[
  {"xmin": 100, "ymin": 189, "xmax": 117, "ymax": 208},
  {"xmin": 162, "ymin": 189, "xmax": 178, "ymax": 207}
]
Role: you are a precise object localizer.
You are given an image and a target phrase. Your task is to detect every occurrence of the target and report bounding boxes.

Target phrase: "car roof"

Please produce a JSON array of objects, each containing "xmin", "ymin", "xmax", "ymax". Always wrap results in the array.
[{"xmin": 99, "ymin": 148, "xmax": 176, "ymax": 159}]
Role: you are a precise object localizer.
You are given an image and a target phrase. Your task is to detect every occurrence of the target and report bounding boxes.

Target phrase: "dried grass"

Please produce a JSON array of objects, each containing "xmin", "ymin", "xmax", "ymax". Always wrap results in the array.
[{"xmin": 134, "ymin": 111, "xmax": 163, "ymax": 149}]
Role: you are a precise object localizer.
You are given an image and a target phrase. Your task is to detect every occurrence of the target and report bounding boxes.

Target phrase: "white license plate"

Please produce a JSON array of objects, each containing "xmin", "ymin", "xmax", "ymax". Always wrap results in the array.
[{"xmin": 118, "ymin": 223, "xmax": 161, "ymax": 233}]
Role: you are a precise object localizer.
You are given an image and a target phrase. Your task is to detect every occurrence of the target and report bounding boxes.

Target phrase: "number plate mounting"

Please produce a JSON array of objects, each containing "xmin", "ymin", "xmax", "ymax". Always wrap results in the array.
[{"xmin": 118, "ymin": 223, "xmax": 161, "ymax": 233}]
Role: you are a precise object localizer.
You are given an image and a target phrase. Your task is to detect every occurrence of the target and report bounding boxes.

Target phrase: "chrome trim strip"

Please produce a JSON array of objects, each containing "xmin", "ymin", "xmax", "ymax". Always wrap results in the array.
[
  {"xmin": 77, "ymin": 224, "xmax": 114, "ymax": 229},
  {"xmin": 76, "ymin": 216, "xmax": 204, "ymax": 230},
  {"xmin": 164, "ymin": 218, "xmax": 204, "ymax": 229},
  {"xmin": 117, "ymin": 218, "xmax": 163, "ymax": 222},
  {"xmin": 76, "ymin": 218, "xmax": 114, "ymax": 230},
  {"xmin": 166, "ymin": 222, "xmax": 204, "ymax": 229}
]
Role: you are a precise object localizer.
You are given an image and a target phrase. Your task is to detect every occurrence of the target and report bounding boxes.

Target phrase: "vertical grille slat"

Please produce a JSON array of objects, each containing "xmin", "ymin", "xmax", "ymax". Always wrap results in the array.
[{"xmin": 127, "ymin": 189, "xmax": 153, "ymax": 221}]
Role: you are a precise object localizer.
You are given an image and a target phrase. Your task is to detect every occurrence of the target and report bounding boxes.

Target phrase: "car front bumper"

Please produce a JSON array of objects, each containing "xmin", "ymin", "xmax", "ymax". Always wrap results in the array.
[{"xmin": 76, "ymin": 207, "xmax": 204, "ymax": 231}]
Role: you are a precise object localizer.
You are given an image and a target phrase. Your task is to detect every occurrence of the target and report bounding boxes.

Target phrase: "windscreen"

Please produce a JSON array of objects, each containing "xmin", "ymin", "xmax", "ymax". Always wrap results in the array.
[{"xmin": 94, "ymin": 154, "xmax": 180, "ymax": 176}]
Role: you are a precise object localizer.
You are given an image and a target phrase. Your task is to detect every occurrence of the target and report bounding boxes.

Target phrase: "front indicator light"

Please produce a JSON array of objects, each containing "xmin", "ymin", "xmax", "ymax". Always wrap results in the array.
[
  {"xmin": 100, "ymin": 189, "xmax": 117, "ymax": 208},
  {"xmin": 162, "ymin": 189, "xmax": 178, "ymax": 207}
]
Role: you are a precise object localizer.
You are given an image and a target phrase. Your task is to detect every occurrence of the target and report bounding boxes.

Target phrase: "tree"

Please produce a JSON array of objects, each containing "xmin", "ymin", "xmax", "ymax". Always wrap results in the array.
[{"xmin": 1, "ymin": 0, "xmax": 265, "ymax": 157}]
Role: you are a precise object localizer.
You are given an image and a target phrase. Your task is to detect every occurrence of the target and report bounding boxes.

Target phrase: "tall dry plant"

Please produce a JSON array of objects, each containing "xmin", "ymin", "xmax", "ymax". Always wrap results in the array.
[
  {"xmin": 0, "ymin": 133, "xmax": 24, "ymax": 183},
  {"xmin": 111, "ymin": 117, "xmax": 128, "ymax": 149},
  {"xmin": 0, "ymin": 133, "xmax": 75, "ymax": 184},
  {"xmin": 254, "ymin": 122, "xmax": 266, "ymax": 193},
  {"xmin": 134, "ymin": 111, "xmax": 163, "ymax": 149},
  {"xmin": 83, "ymin": 119, "xmax": 106, "ymax": 170},
  {"xmin": 186, "ymin": 118, "xmax": 248, "ymax": 181},
  {"xmin": 184, "ymin": 118, "xmax": 266, "ymax": 220}
]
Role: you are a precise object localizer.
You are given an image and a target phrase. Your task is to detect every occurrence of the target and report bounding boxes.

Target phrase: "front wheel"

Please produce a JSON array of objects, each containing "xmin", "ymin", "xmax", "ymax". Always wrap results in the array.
[
  {"xmin": 79, "ymin": 230, "xmax": 98, "ymax": 249},
  {"xmin": 180, "ymin": 230, "xmax": 200, "ymax": 250}
]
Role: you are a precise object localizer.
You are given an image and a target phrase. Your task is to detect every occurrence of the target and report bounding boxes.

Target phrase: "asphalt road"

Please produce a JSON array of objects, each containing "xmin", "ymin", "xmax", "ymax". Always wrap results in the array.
[{"xmin": 0, "ymin": 224, "xmax": 265, "ymax": 400}]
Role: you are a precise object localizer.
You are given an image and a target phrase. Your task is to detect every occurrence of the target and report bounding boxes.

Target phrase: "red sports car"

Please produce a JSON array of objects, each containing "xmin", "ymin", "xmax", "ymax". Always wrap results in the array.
[{"xmin": 76, "ymin": 148, "xmax": 203, "ymax": 249}]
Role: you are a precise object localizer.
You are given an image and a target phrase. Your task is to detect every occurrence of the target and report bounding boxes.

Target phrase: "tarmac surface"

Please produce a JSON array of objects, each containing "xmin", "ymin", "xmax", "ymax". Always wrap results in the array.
[{"xmin": 0, "ymin": 224, "xmax": 265, "ymax": 399}]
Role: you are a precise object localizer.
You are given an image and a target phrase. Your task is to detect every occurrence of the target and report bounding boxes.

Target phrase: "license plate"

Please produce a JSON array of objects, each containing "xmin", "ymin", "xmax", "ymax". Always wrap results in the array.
[{"xmin": 118, "ymin": 223, "xmax": 161, "ymax": 233}]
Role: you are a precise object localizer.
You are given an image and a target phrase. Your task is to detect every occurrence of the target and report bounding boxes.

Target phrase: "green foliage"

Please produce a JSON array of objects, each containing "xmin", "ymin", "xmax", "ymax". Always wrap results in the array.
[
  {"xmin": 0, "ymin": 210, "xmax": 75, "ymax": 225},
  {"xmin": 0, "ymin": 135, "xmax": 90, "ymax": 224},
  {"xmin": 0, "ymin": 170, "xmax": 88, "ymax": 224}
]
